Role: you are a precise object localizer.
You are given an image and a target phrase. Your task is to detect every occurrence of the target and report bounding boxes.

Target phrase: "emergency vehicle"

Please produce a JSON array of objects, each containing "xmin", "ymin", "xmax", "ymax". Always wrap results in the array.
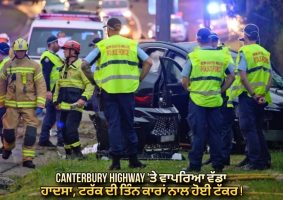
[{"xmin": 27, "ymin": 13, "xmax": 105, "ymax": 61}]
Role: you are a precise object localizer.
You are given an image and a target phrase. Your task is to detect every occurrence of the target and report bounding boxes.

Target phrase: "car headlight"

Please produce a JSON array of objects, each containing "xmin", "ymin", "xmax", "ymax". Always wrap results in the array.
[
  {"xmin": 120, "ymin": 25, "xmax": 131, "ymax": 35},
  {"xmin": 123, "ymin": 10, "xmax": 132, "ymax": 18},
  {"xmin": 78, "ymin": 0, "xmax": 85, "ymax": 3}
]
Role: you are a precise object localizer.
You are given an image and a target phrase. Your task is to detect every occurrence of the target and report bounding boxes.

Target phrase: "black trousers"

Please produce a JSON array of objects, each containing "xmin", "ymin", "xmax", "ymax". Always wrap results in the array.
[{"xmin": 58, "ymin": 110, "xmax": 82, "ymax": 146}]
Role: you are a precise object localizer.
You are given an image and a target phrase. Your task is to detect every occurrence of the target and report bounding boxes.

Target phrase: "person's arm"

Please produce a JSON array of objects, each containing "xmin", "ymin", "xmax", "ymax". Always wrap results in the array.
[
  {"xmin": 41, "ymin": 57, "xmax": 54, "ymax": 92},
  {"xmin": 0, "ymin": 62, "xmax": 9, "ymax": 107},
  {"xmin": 82, "ymin": 48, "xmax": 100, "ymax": 83},
  {"xmin": 181, "ymin": 60, "xmax": 191, "ymax": 90},
  {"xmin": 34, "ymin": 63, "xmax": 47, "ymax": 108},
  {"xmin": 137, "ymin": 47, "xmax": 152, "ymax": 81},
  {"xmin": 221, "ymin": 63, "xmax": 235, "ymax": 93}
]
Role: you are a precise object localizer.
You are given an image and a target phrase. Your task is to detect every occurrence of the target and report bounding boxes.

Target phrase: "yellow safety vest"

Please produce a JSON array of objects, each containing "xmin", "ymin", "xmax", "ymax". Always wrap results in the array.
[
  {"xmin": 0, "ymin": 57, "xmax": 9, "ymax": 70},
  {"xmin": 231, "ymin": 44, "xmax": 271, "ymax": 104},
  {"xmin": 40, "ymin": 50, "xmax": 64, "ymax": 91},
  {"xmin": 188, "ymin": 49, "xmax": 229, "ymax": 107},
  {"xmin": 95, "ymin": 35, "xmax": 140, "ymax": 93}
]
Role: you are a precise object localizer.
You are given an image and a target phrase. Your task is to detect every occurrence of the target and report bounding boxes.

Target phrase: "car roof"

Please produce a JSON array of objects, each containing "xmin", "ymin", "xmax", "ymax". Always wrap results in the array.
[{"xmin": 31, "ymin": 19, "xmax": 104, "ymax": 29}]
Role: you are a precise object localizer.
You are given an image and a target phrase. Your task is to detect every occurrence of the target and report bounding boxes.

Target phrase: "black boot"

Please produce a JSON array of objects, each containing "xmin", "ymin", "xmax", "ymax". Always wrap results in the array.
[
  {"xmin": 65, "ymin": 149, "xmax": 72, "ymax": 159},
  {"xmin": 129, "ymin": 155, "xmax": 146, "ymax": 168},
  {"xmin": 72, "ymin": 146, "xmax": 85, "ymax": 160},
  {"xmin": 23, "ymin": 160, "xmax": 36, "ymax": 169},
  {"xmin": 236, "ymin": 157, "xmax": 249, "ymax": 167},
  {"xmin": 109, "ymin": 155, "xmax": 121, "ymax": 170},
  {"xmin": 2, "ymin": 149, "xmax": 12, "ymax": 160},
  {"xmin": 202, "ymin": 158, "xmax": 212, "ymax": 165}
]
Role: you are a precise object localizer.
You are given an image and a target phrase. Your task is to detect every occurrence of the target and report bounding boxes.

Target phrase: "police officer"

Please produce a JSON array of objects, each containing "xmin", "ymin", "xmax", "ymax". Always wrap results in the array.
[
  {"xmin": 53, "ymin": 40, "xmax": 94, "ymax": 159},
  {"xmin": 82, "ymin": 18, "xmax": 152, "ymax": 170},
  {"xmin": 181, "ymin": 28, "xmax": 235, "ymax": 172},
  {"xmin": 0, "ymin": 38, "xmax": 47, "ymax": 168},
  {"xmin": 233, "ymin": 24, "xmax": 271, "ymax": 170},
  {"xmin": 38, "ymin": 36, "xmax": 64, "ymax": 147},
  {"xmin": 203, "ymin": 33, "xmax": 236, "ymax": 166}
]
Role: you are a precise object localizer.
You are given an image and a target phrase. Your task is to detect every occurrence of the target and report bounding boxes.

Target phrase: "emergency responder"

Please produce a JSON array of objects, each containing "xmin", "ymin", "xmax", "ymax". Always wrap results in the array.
[
  {"xmin": 203, "ymin": 33, "xmax": 236, "ymax": 166},
  {"xmin": 0, "ymin": 33, "xmax": 10, "ymax": 45},
  {"xmin": 233, "ymin": 24, "xmax": 271, "ymax": 170},
  {"xmin": 0, "ymin": 38, "xmax": 47, "ymax": 168},
  {"xmin": 181, "ymin": 28, "xmax": 235, "ymax": 172},
  {"xmin": 81, "ymin": 18, "xmax": 152, "ymax": 170},
  {"xmin": 0, "ymin": 42, "xmax": 10, "ymax": 154},
  {"xmin": 38, "ymin": 36, "xmax": 64, "ymax": 147},
  {"xmin": 53, "ymin": 40, "xmax": 94, "ymax": 159}
]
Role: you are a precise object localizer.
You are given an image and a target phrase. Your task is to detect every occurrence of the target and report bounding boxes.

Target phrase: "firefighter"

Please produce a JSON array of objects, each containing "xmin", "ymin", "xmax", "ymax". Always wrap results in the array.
[
  {"xmin": 0, "ymin": 38, "xmax": 47, "ymax": 168},
  {"xmin": 181, "ymin": 28, "xmax": 235, "ymax": 172},
  {"xmin": 203, "ymin": 33, "xmax": 236, "ymax": 166},
  {"xmin": 0, "ymin": 42, "xmax": 10, "ymax": 153},
  {"xmin": 82, "ymin": 18, "xmax": 152, "ymax": 170},
  {"xmin": 53, "ymin": 40, "xmax": 94, "ymax": 159},
  {"xmin": 38, "ymin": 36, "xmax": 64, "ymax": 147},
  {"xmin": 232, "ymin": 24, "xmax": 272, "ymax": 170}
]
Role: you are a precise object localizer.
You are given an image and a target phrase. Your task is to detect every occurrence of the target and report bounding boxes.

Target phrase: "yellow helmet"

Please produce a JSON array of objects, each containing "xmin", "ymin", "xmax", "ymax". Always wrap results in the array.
[{"xmin": 13, "ymin": 38, "xmax": 28, "ymax": 51}]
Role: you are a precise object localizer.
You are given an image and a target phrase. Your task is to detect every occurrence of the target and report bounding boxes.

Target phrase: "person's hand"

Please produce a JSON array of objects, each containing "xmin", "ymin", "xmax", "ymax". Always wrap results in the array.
[
  {"xmin": 35, "ymin": 107, "xmax": 44, "ymax": 116},
  {"xmin": 46, "ymin": 92, "xmax": 53, "ymax": 101},
  {"xmin": 76, "ymin": 99, "xmax": 86, "ymax": 108}
]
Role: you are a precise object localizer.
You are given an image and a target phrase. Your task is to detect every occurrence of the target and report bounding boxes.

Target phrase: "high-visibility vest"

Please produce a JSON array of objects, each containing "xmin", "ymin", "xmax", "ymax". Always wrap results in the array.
[
  {"xmin": 219, "ymin": 46, "xmax": 235, "ymax": 108},
  {"xmin": 231, "ymin": 44, "xmax": 271, "ymax": 104},
  {"xmin": 0, "ymin": 57, "xmax": 9, "ymax": 70},
  {"xmin": 95, "ymin": 35, "xmax": 140, "ymax": 93},
  {"xmin": 188, "ymin": 49, "xmax": 229, "ymax": 107},
  {"xmin": 40, "ymin": 50, "xmax": 63, "ymax": 91}
]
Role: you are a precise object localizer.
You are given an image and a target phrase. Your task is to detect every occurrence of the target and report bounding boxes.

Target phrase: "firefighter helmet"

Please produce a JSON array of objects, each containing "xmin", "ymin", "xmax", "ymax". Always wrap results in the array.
[
  {"xmin": 13, "ymin": 38, "xmax": 28, "ymax": 51},
  {"xmin": 62, "ymin": 40, "xmax": 80, "ymax": 53}
]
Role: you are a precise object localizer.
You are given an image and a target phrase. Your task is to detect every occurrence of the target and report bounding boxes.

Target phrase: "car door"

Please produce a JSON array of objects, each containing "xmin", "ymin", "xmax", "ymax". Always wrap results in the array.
[{"xmin": 159, "ymin": 57, "xmax": 189, "ymax": 142}]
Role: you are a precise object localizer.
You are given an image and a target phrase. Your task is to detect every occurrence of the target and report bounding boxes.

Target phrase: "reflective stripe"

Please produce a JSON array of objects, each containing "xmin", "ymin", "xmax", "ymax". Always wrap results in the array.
[
  {"xmin": 0, "ymin": 72, "xmax": 7, "ymax": 80},
  {"xmin": 190, "ymin": 76, "xmax": 222, "ymax": 82},
  {"xmin": 0, "ymin": 95, "xmax": 5, "ymax": 101},
  {"xmin": 5, "ymin": 100, "xmax": 36, "ymax": 108},
  {"xmin": 100, "ymin": 60, "xmax": 138, "ymax": 69},
  {"xmin": 247, "ymin": 66, "xmax": 271, "ymax": 74},
  {"xmin": 34, "ymin": 72, "xmax": 43, "ymax": 81},
  {"xmin": 101, "ymin": 75, "xmax": 139, "ymax": 84},
  {"xmin": 190, "ymin": 90, "xmax": 221, "ymax": 96},
  {"xmin": 59, "ymin": 102, "xmax": 83, "ymax": 112},
  {"xmin": 70, "ymin": 141, "xmax": 81, "ymax": 148},
  {"xmin": 22, "ymin": 73, "xmax": 27, "ymax": 84},
  {"xmin": 37, "ymin": 97, "xmax": 46, "ymax": 105},
  {"xmin": 231, "ymin": 81, "xmax": 266, "ymax": 91},
  {"xmin": 59, "ymin": 79, "xmax": 85, "ymax": 89},
  {"xmin": 64, "ymin": 144, "xmax": 72, "ymax": 149},
  {"xmin": 6, "ymin": 67, "xmax": 35, "ymax": 74},
  {"xmin": 22, "ymin": 149, "xmax": 35, "ymax": 157}
]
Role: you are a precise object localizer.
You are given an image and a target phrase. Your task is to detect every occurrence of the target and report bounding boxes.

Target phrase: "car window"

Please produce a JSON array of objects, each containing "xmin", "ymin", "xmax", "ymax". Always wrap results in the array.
[
  {"xmin": 161, "ymin": 57, "xmax": 182, "ymax": 84},
  {"xmin": 29, "ymin": 27, "xmax": 103, "ymax": 57},
  {"xmin": 167, "ymin": 51, "xmax": 187, "ymax": 68}
]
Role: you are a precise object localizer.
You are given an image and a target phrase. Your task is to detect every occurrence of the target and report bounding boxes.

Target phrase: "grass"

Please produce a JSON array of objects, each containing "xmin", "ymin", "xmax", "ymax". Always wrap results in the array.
[{"xmin": 1, "ymin": 151, "xmax": 283, "ymax": 200}]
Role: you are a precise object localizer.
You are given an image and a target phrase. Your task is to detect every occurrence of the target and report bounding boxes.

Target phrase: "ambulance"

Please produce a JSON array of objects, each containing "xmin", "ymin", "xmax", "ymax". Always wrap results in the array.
[{"xmin": 27, "ymin": 12, "xmax": 105, "ymax": 61}]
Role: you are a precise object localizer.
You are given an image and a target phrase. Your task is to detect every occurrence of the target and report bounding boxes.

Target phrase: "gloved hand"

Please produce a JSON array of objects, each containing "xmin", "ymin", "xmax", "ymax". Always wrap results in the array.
[{"xmin": 35, "ymin": 107, "xmax": 43, "ymax": 116}]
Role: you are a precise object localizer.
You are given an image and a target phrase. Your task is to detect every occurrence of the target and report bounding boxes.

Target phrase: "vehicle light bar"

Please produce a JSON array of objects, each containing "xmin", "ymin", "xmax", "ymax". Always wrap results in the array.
[{"xmin": 38, "ymin": 13, "xmax": 101, "ymax": 22}]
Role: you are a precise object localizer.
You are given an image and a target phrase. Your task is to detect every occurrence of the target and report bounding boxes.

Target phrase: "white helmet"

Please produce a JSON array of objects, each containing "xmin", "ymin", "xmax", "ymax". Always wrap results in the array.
[{"xmin": 0, "ymin": 33, "xmax": 10, "ymax": 46}]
